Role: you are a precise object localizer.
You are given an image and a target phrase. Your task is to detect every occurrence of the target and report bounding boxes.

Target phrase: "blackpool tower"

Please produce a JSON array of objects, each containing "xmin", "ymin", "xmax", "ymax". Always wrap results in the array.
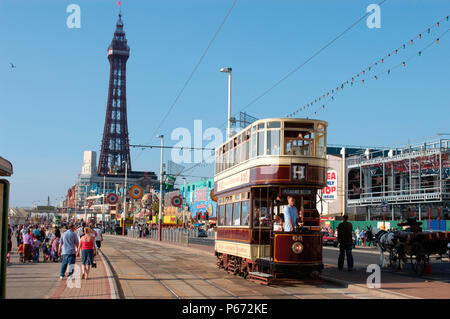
[{"xmin": 98, "ymin": 13, "xmax": 132, "ymax": 175}]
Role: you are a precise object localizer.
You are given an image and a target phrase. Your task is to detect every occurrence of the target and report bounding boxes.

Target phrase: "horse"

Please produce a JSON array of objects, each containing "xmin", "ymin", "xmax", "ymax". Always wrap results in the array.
[{"xmin": 366, "ymin": 227, "xmax": 399, "ymax": 268}]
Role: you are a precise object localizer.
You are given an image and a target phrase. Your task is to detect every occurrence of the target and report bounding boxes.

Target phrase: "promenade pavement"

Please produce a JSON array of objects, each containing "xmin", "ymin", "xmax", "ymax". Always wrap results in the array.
[{"xmin": 6, "ymin": 237, "xmax": 116, "ymax": 299}]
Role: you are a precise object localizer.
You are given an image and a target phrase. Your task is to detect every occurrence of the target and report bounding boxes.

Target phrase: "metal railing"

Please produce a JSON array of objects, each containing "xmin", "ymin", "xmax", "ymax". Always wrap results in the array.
[{"xmin": 126, "ymin": 227, "xmax": 217, "ymax": 245}]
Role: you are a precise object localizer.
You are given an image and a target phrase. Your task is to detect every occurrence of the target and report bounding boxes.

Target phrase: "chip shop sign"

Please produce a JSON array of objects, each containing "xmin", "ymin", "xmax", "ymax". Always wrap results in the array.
[{"xmin": 322, "ymin": 170, "xmax": 337, "ymax": 201}]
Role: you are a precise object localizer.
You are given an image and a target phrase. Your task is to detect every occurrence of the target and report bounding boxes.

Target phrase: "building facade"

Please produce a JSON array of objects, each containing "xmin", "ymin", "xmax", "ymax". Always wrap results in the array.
[{"xmin": 180, "ymin": 178, "xmax": 217, "ymax": 219}]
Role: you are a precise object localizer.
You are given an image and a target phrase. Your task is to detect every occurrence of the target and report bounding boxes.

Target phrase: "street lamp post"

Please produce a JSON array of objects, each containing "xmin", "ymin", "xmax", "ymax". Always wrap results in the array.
[
  {"xmin": 183, "ymin": 177, "xmax": 186, "ymax": 228},
  {"xmin": 158, "ymin": 135, "xmax": 164, "ymax": 241},
  {"xmin": 220, "ymin": 67, "xmax": 232, "ymax": 139},
  {"xmin": 122, "ymin": 161, "xmax": 128, "ymax": 236}
]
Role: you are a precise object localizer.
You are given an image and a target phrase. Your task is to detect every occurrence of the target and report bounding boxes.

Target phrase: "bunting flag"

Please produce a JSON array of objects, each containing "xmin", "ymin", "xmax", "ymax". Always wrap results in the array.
[{"xmin": 287, "ymin": 14, "xmax": 449, "ymax": 118}]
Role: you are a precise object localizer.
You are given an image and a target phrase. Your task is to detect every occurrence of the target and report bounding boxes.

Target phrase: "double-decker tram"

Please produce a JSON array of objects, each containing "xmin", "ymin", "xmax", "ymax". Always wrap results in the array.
[{"xmin": 213, "ymin": 118, "xmax": 327, "ymax": 283}]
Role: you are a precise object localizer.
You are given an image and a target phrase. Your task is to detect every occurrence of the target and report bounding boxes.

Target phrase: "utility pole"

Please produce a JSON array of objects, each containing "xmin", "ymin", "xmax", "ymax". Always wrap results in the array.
[
  {"xmin": 102, "ymin": 175, "xmax": 106, "ymax": 226},
  {"xmin": 158, "ymin": 135, "xmax": 164, "ymax": 241},
  {"xmin": 122, "ymin": 161, "xmax": 128, "ymax": 236}
]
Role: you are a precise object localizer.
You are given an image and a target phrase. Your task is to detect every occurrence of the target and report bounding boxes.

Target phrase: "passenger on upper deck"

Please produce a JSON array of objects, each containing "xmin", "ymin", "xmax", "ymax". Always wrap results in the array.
[{"xmin": 283, "ymin": 196, "xmax": 299, "ymax": 232}]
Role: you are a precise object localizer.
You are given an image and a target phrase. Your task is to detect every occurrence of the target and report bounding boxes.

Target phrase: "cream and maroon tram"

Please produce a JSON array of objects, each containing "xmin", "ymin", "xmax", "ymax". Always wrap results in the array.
[{"xmin": 213, "ymin": 118, "xmax": 327, "ymax": 282}]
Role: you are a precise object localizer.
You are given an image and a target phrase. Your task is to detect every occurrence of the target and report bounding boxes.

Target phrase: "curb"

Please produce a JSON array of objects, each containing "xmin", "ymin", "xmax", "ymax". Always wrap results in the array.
[
  {"xmin": 320, "ymin": 274, "xmax": 348, "ymax": 288},
  {"xmin": 323, "ymin": 246, "xmax": 380, "ymax": 255},
  {"xmin": 98, "ymin": 249, "xmax": 118, "ymax": 299},
  {"xmin": 319, "ymin": 273, "xmax": 421, "ymax": 299}
]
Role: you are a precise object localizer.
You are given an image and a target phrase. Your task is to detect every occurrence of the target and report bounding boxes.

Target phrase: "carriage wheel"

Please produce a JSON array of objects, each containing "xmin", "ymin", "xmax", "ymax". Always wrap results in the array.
[{"xmin": 410, "ymin": 242, "xmax": 426, "ymax": 275}]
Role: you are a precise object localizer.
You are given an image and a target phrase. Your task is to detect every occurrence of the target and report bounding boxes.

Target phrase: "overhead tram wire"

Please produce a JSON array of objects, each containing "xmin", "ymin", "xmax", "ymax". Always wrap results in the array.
[
  {"xmin": 129, "ymin": 144, "xmax": 215, "ymax": 151},
  {"xmin": 219, "ymin": 0, "xmax": 388, "ymax": 128},
  {"xmin": 133, "ymin": 0, "xmax": 239, "ymax": 162},
  {"xmin": 142, "ymin": 1, "xmax": 388, "ymax": 180}
]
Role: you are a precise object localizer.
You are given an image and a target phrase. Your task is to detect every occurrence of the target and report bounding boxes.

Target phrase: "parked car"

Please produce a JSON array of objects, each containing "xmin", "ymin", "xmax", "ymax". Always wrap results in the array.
[
  {"xmin": 197, "ymin": 229, "xmax": 208, "ymax": 238},
  {"xmin": 322, "ymin": 231, "xmax": 338, "ymax": 247}
]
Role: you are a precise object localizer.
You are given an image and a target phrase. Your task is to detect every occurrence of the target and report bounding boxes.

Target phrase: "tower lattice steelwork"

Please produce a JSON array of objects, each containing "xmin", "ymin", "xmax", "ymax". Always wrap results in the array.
[{"xmin": 98, "ymin": 13, "xmax": 132, "ymax": 175}]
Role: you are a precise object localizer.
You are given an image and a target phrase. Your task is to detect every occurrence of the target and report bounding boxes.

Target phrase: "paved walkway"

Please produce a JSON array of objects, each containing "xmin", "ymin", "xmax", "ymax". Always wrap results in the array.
[
  {"xmin": 6, "ymin": 237, "xmax": 116, "ymax": 299},
  {"xmin": 322, "ymin": 263, "xmax": 450, "ymax": 299}
]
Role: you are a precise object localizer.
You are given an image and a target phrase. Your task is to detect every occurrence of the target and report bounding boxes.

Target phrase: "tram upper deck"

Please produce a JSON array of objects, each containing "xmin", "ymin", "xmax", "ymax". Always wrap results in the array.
[{"xmin": 214, "ymin": 118, "xmax": 328, "ymax": 197}]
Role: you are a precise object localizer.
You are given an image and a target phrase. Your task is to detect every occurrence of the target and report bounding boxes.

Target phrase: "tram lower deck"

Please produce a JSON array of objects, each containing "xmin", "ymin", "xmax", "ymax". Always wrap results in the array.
[{"xmin": 215, "ymin": 185, "xmax": 324, "ymax": 280}]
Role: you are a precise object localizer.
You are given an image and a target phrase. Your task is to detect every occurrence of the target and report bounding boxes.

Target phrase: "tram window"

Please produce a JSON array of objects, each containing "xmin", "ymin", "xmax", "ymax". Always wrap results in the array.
[
  {"xmin": 218, "ymin": 205, "xmax": 225, "ymax": 225},
  {"xmin": 284, "ymin": 130, "xmax": 314, "ymax": 156},
  {"xmin": 267, "ymin": 121, "xmax": 281, "ymax": 129},
  {"xmin": 245, "ymin": 141, "xmax": 250, "ymax": 161},
  {"xmin": 233, "ymin": 202, "xmax": 241, "ymax": 226},
  {"xmin": 267, "ymin": 129, "xmax": 280, "ymax": 155},
  {"xmin": 241, "ymin": 200, "xmax": 250, "ymax": 226},
  {"xmin": 257, "ymin": 130, "xmax": 265, "ymax": 156},
  {"xmin": 251, "ymin": 133, "xmax": 257, "ymax": 158},
  {"xmin": 316, "ymin": 132, "xmax": 325, "ymax": 157},
  {"xmin": 253, "ymin": 200, "xmax": 270, "ymax": 227},
  {"xmin": 225, "ymin": 203, "xmax": 232, "ymax": 226}
]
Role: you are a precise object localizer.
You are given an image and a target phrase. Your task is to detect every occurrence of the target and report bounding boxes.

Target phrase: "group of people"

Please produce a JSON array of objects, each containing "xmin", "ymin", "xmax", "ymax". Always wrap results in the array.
[
  {"xmin": 10, "ymin": 223, "xmax": 62, "ymax": 264},
  {"xmin": 8, "ymin": 221, "xmax": 104, "ymax": 281}
]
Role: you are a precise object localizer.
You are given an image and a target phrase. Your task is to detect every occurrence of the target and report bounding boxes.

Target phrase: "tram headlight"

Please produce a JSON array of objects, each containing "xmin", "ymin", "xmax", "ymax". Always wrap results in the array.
[{"xmin": 292, "ymin": 242, "xmax": 304, "ymax": 254}]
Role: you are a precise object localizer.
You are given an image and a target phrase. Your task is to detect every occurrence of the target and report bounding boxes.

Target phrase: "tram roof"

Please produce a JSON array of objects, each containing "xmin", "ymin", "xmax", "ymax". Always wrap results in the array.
[{"xmin": 219, "ymin": 118, "xmax": 328, "ymax": 148}]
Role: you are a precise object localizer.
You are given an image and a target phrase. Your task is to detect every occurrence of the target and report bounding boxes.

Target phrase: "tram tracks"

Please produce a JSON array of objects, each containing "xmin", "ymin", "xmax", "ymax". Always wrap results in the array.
[
  {"xmin": 110, "ymin": 240, "xmax": 239, "ymax": 299},
  {"xmin": 104, "ymin": 236, "xmax": 392, "ymax": 299}
]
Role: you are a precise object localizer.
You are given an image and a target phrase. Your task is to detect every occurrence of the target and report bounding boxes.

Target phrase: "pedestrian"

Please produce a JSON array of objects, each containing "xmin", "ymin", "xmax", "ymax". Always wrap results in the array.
[
  {"xmin": 337, "ymin": 215, "xmax": 354, "ymax": 271},
  {"xmin": 42, "ymin": 238, "xmax": 51, "ymax": 262},
  {"xmin": 22, "ymin": 228, "xmax": 34, "ymax": 262},
  {"xmin": 17, "ymin": 243, "xmax": 24, "ymax": 263},
  {"xmin": 360, "ymin": 229, "xmax": 365, "ymax": 247},
  {"xmin": 355, "ymin": 227, "xmax": 361, "ymax": 246},
  {"xmin": 32, "ymin": 236, "xmax": 41, "ymax": 262},
  {"xmin": 76, "ymin": 227, "xmax": 96, "ymax": 280},
  {"xmin": 20, "ymin": 225, "xmax": 27, "ymax": 244},
  {"xmin": 51, "ymin": 234, "xmax": 60, "ymax": 262},
  {"xmin": 33, "ymin": 226, "xmax": 41, "ymax": 240},
  {"xmin": 15, "ymin": 226, "xmax": 21, "ymax": 246},
  {"xmin": 7, "ymin": 225, "xmax": 12, "ymax": 264},
  {"xmin": 92, "ymin": 224, "xmax": 103, "ymax": 250},
  {"xmin": 58, "ymin": 223, "xmax": 79, "ymax": 280},
  {"xmin": 76, "ymin": 223, "xmax": 85, "ymax": 240}
]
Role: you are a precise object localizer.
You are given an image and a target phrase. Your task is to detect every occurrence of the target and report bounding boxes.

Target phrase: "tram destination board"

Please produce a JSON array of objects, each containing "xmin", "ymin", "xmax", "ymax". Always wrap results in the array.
[{"xmin": 281, "ymin": 188, "xmax": 312, "ymax": 196}]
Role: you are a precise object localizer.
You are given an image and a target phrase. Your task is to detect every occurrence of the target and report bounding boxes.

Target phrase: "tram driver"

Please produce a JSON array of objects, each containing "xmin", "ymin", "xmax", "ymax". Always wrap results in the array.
[{"xmin": 283, "ymin": 196, "xmax": 299, "ymax": 232}]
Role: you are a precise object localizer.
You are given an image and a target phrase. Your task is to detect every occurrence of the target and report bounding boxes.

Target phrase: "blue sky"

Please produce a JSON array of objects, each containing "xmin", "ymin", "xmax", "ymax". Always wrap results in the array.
[{"xmin": 1, "ymin": 0, "xmax": 449, "ymax": 207}]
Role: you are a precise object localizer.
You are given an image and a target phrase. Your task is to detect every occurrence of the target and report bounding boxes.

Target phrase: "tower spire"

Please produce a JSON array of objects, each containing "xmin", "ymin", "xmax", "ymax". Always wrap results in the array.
[{"xmin": 98, "ymin": 13, "xmax": 131, "ymax": 175}]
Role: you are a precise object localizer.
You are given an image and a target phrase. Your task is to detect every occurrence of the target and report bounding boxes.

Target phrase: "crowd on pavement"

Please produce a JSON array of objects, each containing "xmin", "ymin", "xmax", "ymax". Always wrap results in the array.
[{"xmin": 7, "ymin": 220, "xmax": 104, "ymax": 282}]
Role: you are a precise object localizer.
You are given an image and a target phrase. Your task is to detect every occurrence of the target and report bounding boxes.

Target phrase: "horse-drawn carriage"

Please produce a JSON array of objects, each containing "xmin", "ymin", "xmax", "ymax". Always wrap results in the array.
[{"xmin": 367, "ymin": 218, "xmax": 450, "ymax": 275}]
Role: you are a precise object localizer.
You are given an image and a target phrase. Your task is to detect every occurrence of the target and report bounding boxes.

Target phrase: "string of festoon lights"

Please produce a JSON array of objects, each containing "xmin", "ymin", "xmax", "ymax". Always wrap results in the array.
[{"xmin": 286, "ymin": 14, "xmax": 450, "ymax": 118}]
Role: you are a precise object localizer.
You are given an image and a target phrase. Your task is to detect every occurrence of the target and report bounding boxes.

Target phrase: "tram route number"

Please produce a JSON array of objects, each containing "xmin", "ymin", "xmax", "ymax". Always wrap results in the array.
[{"xmin": 226, "ymin": 303, "xmax": 268, "ymax": 314}]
